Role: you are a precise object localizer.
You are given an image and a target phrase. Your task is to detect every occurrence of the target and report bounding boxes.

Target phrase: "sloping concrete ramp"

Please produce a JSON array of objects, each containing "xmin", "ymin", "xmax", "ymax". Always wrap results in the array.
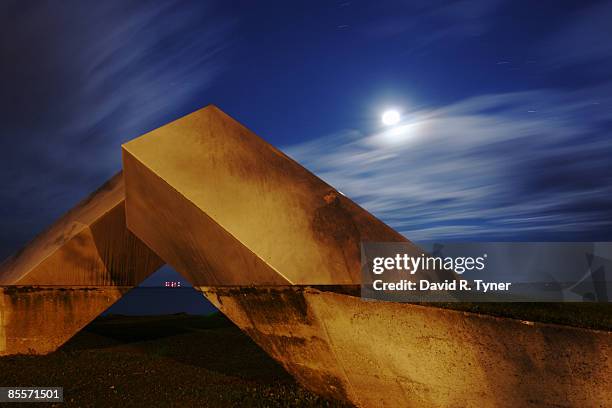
[
  {"xmin": 204, "ymin": 286, "xmax": 612, "ymax": 407},
  {"xmin": 0, "ymin": 105, "xmax": 610, "ymax": 407}
]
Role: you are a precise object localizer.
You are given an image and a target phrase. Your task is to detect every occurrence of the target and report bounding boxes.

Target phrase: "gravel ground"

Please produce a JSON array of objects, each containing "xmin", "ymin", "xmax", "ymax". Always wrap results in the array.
[{"xmin": 0, "ymin": 313, "xmax": 350, "ymax": 407}]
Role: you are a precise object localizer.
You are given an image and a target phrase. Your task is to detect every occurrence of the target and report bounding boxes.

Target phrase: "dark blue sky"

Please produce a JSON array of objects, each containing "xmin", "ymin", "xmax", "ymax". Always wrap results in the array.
[{"xmin": 1, "ymin": 0, "xmax": 611, "ymax": 285}]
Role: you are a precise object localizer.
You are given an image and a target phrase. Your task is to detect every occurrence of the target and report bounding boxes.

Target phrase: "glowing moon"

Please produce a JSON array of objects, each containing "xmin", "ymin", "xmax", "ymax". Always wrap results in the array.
[{"xmin": 381, "ymin": 110, "xmax": 400, "ymax": 126}]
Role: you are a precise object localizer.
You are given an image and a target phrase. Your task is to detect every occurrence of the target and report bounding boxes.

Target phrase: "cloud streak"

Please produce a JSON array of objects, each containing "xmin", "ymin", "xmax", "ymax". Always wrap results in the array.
[
  {"xmin": 285, "ymin": 85, "xmax": 612, "ymax": 241},
  {"xmin": 0, "ymin": 1, "xmax": 234, "ymax": 257}
]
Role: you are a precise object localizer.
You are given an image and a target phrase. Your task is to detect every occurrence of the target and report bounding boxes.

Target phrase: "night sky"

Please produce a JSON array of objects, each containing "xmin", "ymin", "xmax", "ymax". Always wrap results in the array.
[{"xmin": 1, "ymin": 1, "xmax": 611, "ymax": 286}]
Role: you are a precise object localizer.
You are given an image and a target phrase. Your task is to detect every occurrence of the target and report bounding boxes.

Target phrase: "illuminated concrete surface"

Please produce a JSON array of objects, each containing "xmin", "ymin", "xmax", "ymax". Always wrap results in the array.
[
  {"xmin": 202, "ymin": 286, "xmax": 612, "ymax": 408},
  {"xmin": 122, "ymin": 105, "xmax": 446, "ymax": 286},
  {"xmin": 0, "ymin": 173, "xmax": 163, "ymax": 355}
]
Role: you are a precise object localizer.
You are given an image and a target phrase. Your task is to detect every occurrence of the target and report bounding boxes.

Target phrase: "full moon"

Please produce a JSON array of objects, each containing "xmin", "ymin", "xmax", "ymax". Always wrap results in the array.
[{"xmin": 382, "ymin": 110, "xmax": 400, "ymax": 126}]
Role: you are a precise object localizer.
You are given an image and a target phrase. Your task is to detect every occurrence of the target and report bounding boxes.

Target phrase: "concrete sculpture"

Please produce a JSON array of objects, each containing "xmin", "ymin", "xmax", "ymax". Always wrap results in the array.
[{"xmin": 1, "ymin": 106, "xmax": 610, "ymax": 407}]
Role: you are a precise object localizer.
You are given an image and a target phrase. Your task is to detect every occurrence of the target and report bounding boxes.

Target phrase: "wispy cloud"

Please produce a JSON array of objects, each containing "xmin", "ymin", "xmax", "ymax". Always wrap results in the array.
[
  {"xmin": 0, "ymin": 1, "xmax": 234, "ymax": 256},
  {"xmin": 285, "ymin": 85, "xmax": 612, "ymax": 241}
]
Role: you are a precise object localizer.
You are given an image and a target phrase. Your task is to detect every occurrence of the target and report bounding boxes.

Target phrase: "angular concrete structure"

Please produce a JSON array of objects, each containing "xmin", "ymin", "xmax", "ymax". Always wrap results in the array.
[
  {"xmin": 121, "ymin": 105, "xmax": 445, "ymax": 286},
  {"xmin": 0, "ymin": 173, "xmax": 163, "ymax": 355},
  {"xmin": 1, "ymin": 105, "xmax": 610, "ymax": 407}
]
